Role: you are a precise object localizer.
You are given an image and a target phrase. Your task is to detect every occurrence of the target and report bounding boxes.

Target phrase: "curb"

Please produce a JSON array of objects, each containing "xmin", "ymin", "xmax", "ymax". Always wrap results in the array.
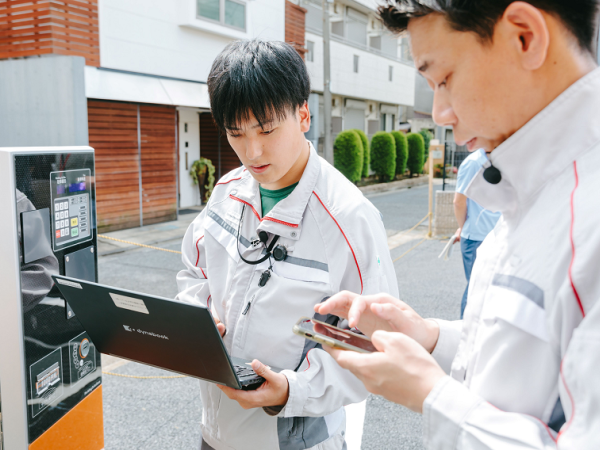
[{"xmin": 358, "ymin": 176, "xmax": 429, "ymax": 195}]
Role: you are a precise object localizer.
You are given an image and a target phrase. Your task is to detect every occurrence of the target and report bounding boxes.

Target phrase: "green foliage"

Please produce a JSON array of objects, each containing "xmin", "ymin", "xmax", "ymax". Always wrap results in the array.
[
  {"xmin": 370, "ymin": 132, "xmax": 396, "ymax": 182},
  {"xmin": 390, "ymin": 131, "xmax": 408, "ymax": 176},
  {"xmin": 406, "ymin": 132, "xmax": 425, "ymax": 177},
  {"xmin": 418, "ymin": 129, "xmax": 433, "ymax": 163},
  {"xmin": 190, "ymin": 157, "xmax": 216, "ymax": 202},
  {"xmin": 353, "ymin": 129, "xmax": 370, "ymax": 178},
  {"xmin": 334, "ymin": 130, "xmax": 364, "ymax": 183}
]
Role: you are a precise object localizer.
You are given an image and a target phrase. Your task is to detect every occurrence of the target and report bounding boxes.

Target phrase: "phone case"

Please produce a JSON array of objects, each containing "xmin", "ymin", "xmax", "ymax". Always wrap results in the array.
[{"xmin": 292, "ymin": 322, "xmax": 372, "ymax": 354}]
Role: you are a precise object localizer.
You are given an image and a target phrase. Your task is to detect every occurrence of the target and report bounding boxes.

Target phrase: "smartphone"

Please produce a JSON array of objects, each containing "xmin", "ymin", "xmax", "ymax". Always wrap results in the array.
[{"xmin": 292, "ymin": 317, "xmax": 378, "ymax": 353}]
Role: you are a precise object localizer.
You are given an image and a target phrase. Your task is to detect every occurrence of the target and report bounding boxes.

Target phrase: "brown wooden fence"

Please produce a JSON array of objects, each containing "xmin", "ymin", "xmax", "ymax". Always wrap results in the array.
[
  {"xmin": 0, "ymin": 0, "xmax": 100, "ymax": 66},
  {"xmin": 89, "ymin": 100, "xmax": 177, "ymax": 232}
]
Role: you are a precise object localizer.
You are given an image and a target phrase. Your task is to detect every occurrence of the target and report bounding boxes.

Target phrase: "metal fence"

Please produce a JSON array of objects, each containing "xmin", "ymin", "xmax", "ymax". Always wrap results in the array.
[{"xmin": 442, "ymin": 142, "xmax": 469, "ymax": 191}]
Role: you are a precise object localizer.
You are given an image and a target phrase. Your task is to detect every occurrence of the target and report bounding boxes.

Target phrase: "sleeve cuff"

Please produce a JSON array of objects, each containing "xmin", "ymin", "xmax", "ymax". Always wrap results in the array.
[
  {"xmin": 422, "ymin": 376, "xmax": 483, "ymax": 450},
  {"xmin": 430, "ymin": 319, "xmax": 463, "ymax": 374},
  {"xmin": 279, "ymin": 369, "xmax": 308, "ymax": 418}
]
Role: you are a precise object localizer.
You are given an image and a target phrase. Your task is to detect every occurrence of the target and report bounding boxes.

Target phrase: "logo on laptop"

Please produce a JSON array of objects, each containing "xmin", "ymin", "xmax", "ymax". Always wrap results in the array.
[{"xmin": 122, "ymin": 325, "xmax": 169, "ymax": 340}]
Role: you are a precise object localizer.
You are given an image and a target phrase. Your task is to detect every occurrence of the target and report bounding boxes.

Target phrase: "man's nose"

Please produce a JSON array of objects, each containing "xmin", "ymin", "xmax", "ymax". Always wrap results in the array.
[
  {"xmin": 245, "ymin": 139, "xmax": 263, "ymax": 161},
  {"xmin": 432, "ymin": 90, "xmax": 457, "ymax": 128}
]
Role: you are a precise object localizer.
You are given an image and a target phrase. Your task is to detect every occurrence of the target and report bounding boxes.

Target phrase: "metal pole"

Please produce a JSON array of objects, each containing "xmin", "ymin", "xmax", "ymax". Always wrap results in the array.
[
  {"xmin": 322, "ymin": 0, "xmax": 333, "ymax": 164},
  {"xmin": 428, "ymin": 148, "xmax": 434, "ymax": 237}
]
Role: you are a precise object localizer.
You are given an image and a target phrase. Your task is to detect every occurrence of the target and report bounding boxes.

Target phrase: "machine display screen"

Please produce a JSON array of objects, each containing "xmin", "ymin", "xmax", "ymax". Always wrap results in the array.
[{"xmin": 50, "ymin": 169, "xmax": 93, "ymax": 251}]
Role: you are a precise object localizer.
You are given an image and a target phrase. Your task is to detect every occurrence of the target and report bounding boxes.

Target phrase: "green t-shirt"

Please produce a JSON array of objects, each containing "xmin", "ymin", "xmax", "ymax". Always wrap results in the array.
[{"xmin": 259, "ymin": 182, "xmax": 298, "ymax": 217}]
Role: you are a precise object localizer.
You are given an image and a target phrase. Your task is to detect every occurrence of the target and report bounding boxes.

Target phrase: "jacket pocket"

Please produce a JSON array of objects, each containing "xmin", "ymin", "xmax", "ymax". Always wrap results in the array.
[
  {"xmin": 272, "ymin": 255, "xmax": 330, "ymax": 285},
  {"xmin": 481, "ymin": 275, "xmax": 549, "ymax": 342}
]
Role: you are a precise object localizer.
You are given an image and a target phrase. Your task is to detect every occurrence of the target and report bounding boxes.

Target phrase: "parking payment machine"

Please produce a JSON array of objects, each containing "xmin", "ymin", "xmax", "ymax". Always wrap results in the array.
[{"xmin": 0, "ymin": 147, "xmax": 103, "ymax": 450}]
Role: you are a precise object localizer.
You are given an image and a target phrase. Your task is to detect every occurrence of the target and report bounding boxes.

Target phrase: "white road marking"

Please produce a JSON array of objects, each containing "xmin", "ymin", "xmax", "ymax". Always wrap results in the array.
[{"xmin": 345, "ymin": 399, "xmax": 367, "ymax": 450}]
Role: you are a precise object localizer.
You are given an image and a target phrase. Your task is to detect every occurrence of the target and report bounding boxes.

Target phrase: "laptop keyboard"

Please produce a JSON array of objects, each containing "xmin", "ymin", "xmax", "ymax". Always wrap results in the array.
[{"xmin": 234, "ymin": 364, "xmax": 257, "ymax": 378}]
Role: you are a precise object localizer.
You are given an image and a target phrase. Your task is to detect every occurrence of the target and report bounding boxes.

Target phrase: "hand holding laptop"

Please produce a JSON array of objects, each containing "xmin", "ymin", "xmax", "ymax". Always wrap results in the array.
[
  {"xmin": 213, "ymin": 315, "xmax": 226, "ymax": 337},
  {"xmin": 217, "ymin": 359, "xmax": 290, "ymax": 410}
]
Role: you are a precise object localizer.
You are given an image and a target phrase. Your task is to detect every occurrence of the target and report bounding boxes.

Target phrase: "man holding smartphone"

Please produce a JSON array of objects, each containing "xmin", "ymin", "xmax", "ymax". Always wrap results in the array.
[
  {"xmin": 317, "ymin": 0, "xmax": 600, "ymax": 448},
  {"xmin": 176, "ymin": 40, "xmax": 398, "ymax": 450}
]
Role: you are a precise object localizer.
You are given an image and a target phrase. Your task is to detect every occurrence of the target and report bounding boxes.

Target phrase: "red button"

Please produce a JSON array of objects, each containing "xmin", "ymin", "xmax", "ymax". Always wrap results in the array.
[{"xmin": 55, "ymin": 230, "xmax": 61, "ymax": 239}]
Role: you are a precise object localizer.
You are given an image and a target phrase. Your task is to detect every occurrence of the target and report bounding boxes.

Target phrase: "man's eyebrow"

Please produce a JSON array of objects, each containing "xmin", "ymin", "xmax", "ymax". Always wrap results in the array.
[{"xmin": 418, "ymin": 61, "xmax": 430, "ymax": 73}]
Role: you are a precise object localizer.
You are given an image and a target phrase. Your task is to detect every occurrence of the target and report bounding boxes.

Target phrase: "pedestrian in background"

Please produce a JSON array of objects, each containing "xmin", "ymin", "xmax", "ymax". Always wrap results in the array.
[{"xmin": 454, "ymin": 148, "xmax": 501, "ymax": 318}]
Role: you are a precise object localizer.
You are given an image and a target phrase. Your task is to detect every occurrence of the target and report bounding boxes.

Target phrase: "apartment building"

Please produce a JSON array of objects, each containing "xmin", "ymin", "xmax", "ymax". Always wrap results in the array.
[
  {"xmin": 298, "ymin": 0, "xmax": 415, "ymax": 151},
  {"xmin": 0, "ymin": 0, "xmax": 414, "ymax": 232}
]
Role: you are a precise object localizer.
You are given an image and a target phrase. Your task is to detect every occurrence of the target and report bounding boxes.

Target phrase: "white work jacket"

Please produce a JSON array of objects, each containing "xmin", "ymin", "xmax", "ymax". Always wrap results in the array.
[
  {"xmin": 425, "ymin": 68, "xmax": 600, "ymax": 449},
  {"xmin": 176, "ymin": 144, "xmax": 398, "ymax": 450}
]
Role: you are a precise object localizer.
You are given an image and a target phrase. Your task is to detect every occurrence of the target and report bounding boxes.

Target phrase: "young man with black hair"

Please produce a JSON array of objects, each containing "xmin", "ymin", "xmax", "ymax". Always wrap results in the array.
[
  {"xmin": 317, "ymin": 0, "xmax": 600, "ymax": 448},
  {"xmin": 176, "ymin": 40, "xmax": 398, "ymax": 450}
]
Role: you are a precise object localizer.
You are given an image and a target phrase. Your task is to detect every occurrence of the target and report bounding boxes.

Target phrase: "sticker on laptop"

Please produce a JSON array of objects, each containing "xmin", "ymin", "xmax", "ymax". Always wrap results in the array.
[
  {"xmin": 110, "ymin": 293, "xmax": 150, "ymax": 314},
  {"xmin": 56, "ymin": 278, "xmax": 82, "ymax": 289}
]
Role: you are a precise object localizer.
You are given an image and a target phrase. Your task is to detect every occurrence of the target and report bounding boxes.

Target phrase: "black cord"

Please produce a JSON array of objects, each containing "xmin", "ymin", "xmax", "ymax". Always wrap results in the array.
[{"xmin": 236, "ymin": 204, "xmax": 280, "ymax": 265}]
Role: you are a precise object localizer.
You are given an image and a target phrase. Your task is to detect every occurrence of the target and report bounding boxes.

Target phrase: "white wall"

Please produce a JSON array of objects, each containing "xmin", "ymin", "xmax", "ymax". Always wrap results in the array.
[
  {"xmin": 305, "ymin": 31, "xmax": 415, "ymax": 106},
  {"xmin": 178, "ymin": 107, "xmax": 202, "ymax": 207},
  {"xmin": 99, "ymin": 0, "xmax": 286, "ymax": 82}
]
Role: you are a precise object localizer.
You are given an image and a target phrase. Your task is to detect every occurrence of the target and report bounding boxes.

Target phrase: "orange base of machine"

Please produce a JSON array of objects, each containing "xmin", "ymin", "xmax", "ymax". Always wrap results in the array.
[{"xmin": 29, "ymin": 386, "xmax": 104, "ymax": 450}]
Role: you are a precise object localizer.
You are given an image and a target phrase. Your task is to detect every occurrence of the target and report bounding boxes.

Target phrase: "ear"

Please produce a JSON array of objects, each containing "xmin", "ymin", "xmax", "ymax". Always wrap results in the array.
[
  {"xmin": 501, "ymin": 2, "xmax": 550, "ymax": 71},
  {"xmin": 298, "ymin": 101, "xmax": 311, "ymax": 133}
]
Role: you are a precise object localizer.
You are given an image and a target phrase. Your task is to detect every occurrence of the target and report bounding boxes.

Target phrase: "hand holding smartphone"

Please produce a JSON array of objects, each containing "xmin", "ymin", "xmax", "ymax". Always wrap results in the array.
[{"xmin": 293, "ymin": 317, "xmax": 378, "ymax": 353}]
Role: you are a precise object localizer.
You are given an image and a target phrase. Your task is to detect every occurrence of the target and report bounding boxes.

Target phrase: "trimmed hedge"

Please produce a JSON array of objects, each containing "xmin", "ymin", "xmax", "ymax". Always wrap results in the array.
[
  {"xmin": 334, "ymin": 130, "xmax": 364, "ymax": 183},
  {"xmin": 419, "ymin": 129, "xmax": 433, "ymax": 164},
  {"xmin": 390, "ymin": 131, "xmax": 408, "ymax": 176},
  {"xmin": 353, "ymin": 129, "xmax": 370, "ymax": 178},
  {"xmin": 370, "ymin": 131, "xmax": 396, "ymax": 182},
  {"xmin": 406, "ymin": 132, "xmax": 425, "ymax": 177}
]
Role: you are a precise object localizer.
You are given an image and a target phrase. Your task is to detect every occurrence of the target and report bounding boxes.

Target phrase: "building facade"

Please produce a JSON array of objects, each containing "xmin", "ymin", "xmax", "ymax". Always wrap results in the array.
[
  {"xmin": 1, "ymin": 0, "xmax": 415, "ymax": 232},
  {"xmin": 299, "ymin": 0, "xmax": 415, "ymax": 151}
]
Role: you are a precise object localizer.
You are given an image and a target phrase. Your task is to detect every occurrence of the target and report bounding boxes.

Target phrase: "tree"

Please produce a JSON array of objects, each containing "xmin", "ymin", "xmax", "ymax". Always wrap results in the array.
[
  {"xmin": 390, "ymin": 131, "xmax": 408, "ymax": 176},
  {"xmin": 406, "ymin": 132, "xmax": 425, "ymax": 177},
  {"xmin": 333, "ymin": 130, "xmax": 363, "ymax": 183},
  {"xmin": 419, "ymin": 129, "xmax": 433, "ymax": 164},
  {"xmin": 353, "ymin": 129, "xmax": 370, "ymax": 178},
  {"xmin": 370, "ymin": 132, "xmax": 396, "ymax": 182}
]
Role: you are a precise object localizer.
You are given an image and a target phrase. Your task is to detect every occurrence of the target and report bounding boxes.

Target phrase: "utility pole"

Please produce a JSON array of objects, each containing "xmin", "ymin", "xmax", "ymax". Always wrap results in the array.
[{"xmin": 322, "ymin": 0, "xmax": 333, "ymax": 164}]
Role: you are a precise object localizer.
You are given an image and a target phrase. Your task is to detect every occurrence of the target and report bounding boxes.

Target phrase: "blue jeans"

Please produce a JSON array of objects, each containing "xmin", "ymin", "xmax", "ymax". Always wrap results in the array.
[{"xmin": 460, "ymin": 238, "xmax": 483, "ymax": 319}]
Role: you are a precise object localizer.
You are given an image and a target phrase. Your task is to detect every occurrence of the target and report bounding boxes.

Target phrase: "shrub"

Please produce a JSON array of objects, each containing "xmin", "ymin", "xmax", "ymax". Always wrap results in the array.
[
  {"xmin": 406, "ymin": 132, "xmax": 425, "ymax": 177},
  {"xmin": 334, "ymin": 130, "xmax": 363, "ymax": 183},
  {"xmin": 390, "ymin": 131, "xmax": 408, "ymax": 176},
  {"xmin": 190, "ymin": 157, "xmax": 216, "ymax": 203},
  {"xmin": 418, "ymin": 129, "xmax": 433, "ymax": 163},
  {"xmin": 370, "ymin": 132, "xmax": 396, "ymax": 182},
  {"xmin": 353, "ymin": 129, "xmax": 370, "ymax": 178}
]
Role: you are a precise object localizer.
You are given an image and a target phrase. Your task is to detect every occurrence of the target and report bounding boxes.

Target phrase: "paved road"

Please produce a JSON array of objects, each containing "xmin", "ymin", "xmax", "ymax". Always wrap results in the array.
[{"xmin": 98, "ymin": 184, "xmax": 465, "ymax": 450}]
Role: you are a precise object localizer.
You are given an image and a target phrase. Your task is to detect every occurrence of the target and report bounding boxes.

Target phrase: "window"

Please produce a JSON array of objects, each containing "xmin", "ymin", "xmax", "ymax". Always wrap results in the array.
[
  {"xmin": 389, "ymin": 66, "xmax": 393, "ymax": 82},
  {"xmin": 303, "ymin": 0, "xmax": 322, "ymax": 33},
  {"xmin": 353, "ymin": 55, "xmax": 359, "ymax": 73},
  {"xmin": 307, "ymin": 40, "xmax": 315, "ymax": 62},
  {"xmin": 331, "ymin": 20, "xmax": 344, "ymax": 37},
  {"xmin": 346, "ymin": 7, "xmax": 367, "ymax": 46},
  {"xmin": 197, "ymin": 0, "xmax": 246, "ymax": 30}
]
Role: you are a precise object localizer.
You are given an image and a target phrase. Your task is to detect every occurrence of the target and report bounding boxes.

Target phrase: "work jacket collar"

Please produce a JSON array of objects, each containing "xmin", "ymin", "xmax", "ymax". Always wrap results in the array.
[
  {"xmin": 229, "ymin": 141, "xmax": 320, "ymax": 241},
  {"xmin": 467, "ymin": 67, "xmax": 600, "ymax": 219}
]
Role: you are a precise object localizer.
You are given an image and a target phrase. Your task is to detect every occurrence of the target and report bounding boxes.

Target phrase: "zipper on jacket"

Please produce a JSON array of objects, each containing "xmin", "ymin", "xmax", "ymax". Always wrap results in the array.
[{"xmin": 242, "ymin": 294, "xmax": 256, "ymax": 315}]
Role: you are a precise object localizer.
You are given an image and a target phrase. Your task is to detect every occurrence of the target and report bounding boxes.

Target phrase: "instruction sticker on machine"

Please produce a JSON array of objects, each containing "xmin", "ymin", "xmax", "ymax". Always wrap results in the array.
[
  {"xmin": 110, "ymin": 293, "xmax": 150, "ymax": 314},
  {"xmin": 50, "ymin": 168, "xmax": 93, "ymax": 251},
  {"xmin": 29, "ymin": 347, "xmax": 64, "ymax": 417},
  {"xmin": 69, "ymin": 331, "xmax": 97, "ymax": 386}
]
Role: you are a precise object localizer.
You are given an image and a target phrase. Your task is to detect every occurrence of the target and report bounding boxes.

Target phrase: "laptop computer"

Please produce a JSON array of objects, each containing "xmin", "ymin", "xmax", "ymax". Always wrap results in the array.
[{"xmin": 52, "ymin": 275, "xmax": 279, "ymax": 390}]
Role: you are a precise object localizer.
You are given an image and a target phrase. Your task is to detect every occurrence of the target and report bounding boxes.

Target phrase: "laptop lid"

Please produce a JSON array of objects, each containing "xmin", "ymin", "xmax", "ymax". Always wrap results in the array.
[{"xmin": 51, "ymin": 275, "xmax": 241, "ymax": 389}]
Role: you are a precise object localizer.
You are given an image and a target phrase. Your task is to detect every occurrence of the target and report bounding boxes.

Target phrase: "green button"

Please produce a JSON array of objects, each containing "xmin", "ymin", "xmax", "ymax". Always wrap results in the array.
[{"xmin": 71, "ymin": 227, "xmax": 79, "ymax": 237}]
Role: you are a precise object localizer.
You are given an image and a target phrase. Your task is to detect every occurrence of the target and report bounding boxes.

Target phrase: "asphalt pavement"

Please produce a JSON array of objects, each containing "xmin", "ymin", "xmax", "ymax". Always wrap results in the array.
[{"xmin": 98, "ymin": 183, "xmax": 465, "ymax": 450}]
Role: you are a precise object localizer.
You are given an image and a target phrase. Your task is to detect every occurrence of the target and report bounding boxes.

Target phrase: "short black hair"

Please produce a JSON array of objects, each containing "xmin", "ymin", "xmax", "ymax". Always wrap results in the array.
[
  {"xmin": 207, "ymin": 39, "xmax": 311, "ymax": 131},
  {"xmin": 379, "ymin": 0, "xmax": 599, "ymax": 54}
]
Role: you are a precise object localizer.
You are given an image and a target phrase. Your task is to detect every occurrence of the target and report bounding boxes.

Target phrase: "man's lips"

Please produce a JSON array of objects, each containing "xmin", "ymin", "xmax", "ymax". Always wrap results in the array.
[
  {"xmin": 249, "ymin": 164, "xmax": 270, "ymax": 174},
  {"xmin": 456, "ymin": 138, "xmax": 478, "ymax": 151}
]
